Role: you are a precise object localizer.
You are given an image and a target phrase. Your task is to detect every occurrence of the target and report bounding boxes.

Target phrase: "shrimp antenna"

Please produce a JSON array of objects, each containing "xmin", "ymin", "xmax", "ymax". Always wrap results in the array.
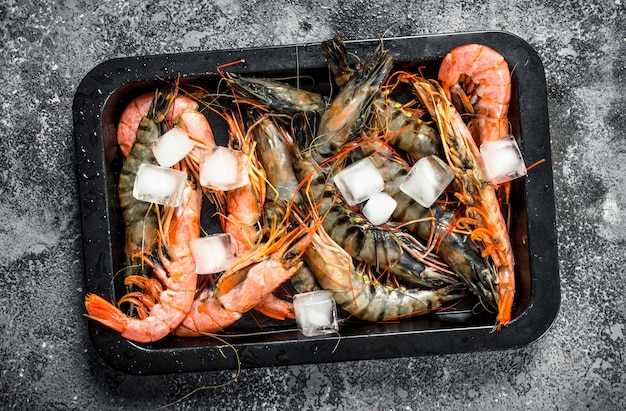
[
  {"xmin": 294, "ymin": 27, "xmax": 301, "ymax": 90},
  {"xmin": 217, "ymin": 58, "xmax": 246, "ymax": 78}
]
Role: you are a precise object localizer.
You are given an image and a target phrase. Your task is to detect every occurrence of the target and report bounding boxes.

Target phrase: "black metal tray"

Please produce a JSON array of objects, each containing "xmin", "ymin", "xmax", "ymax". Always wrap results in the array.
[{"xmin": 73, "ymin": 31, "xmax": 559, "ymax": 375}]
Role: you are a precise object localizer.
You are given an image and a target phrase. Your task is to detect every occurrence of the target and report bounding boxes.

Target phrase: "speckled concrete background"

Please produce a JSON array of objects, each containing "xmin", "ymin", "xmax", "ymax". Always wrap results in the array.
[{"xmin": 1, "ymin": 0, "xmax": 624, "ymax": 410}]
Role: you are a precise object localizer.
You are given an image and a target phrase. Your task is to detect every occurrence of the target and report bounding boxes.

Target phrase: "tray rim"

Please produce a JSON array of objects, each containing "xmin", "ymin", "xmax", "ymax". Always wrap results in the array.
[{"xmin": 73, "ymin": 30, "xmax": 560, "ymax": 375}]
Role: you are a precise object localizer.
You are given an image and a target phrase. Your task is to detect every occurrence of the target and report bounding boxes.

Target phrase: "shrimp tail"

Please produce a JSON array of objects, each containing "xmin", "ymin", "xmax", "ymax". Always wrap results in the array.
[
  {"xmin": 254, "ymin": 294, "xmax": 296, "ymax": 320},
  {"xmin": 321, "ymin": 34, "xmax": 355, "ymax": 87},
  {"xmin": 84, "ymin": 294, "xmax": 128, "ymax": 333}
]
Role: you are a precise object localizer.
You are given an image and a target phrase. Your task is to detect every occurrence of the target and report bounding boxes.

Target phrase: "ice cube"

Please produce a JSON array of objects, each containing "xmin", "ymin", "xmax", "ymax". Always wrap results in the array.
[
  {"xmin": 293, "ymin": 290, "xmax": 339, "ymax": 337},
  {"xmin": 152, "ymin": 127, "xmax": 195, "ymax": 167},
  {"xmin": 199, "ymin": 146, "xmax": 250, "ymax": 191},
  {"xmin": 399, "ymin": 155, "xmax": 454, "ymax": 208},
  {"xmin": 190, "ymin": 233, "xmax": 237, "ymax": 274},
  {"xmin": 362, "ymin": 192, "xmax": 397, "ymax": 225},
  {"xmin": 480, "ymin": 134, "xmax": 527, "ymax": 185},
  {"xmin": 133, "ymin": 163, "xmax": 187, "ymax": 207},
  {"xmin": 333, "ymin": 158, "xmax": 384, "ymax": 206}
]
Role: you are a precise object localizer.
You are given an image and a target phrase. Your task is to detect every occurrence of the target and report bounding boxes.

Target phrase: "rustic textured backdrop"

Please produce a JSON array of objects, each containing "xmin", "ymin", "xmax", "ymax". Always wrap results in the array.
[{"xmin": 1, "ymin": 0, "xmax": 624, "ymax": 409}]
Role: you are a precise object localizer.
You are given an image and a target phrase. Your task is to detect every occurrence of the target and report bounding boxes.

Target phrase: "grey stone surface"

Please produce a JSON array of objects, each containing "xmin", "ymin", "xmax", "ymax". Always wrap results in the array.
[{"xmin": 1, "ymin": 0, "xmax": 624, "ymax": 409}]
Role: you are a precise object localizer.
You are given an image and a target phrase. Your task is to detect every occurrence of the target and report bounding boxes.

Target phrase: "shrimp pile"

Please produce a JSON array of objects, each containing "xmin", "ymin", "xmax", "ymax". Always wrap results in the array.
[{"xmin": 84, "ymin": 35, "xmax": 522, "ymax": 343}]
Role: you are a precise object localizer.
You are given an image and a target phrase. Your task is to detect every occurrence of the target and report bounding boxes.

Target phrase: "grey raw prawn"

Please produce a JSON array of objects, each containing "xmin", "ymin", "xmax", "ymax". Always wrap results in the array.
[
  {"xmin": 305, "ymin": 225, "xmax": 465, "ymax": 322},
  {"xmin": 117, "ymin": 91, "xmax": 172, "ymax": 278},
  {"xmin": 292, "ymin": 113, "xmax": 459, "ymax": 290}
]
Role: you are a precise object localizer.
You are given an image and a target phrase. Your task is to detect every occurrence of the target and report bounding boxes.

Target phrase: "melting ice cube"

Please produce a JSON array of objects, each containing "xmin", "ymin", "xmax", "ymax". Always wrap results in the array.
[
  {"xmin": 133, "ymin": 163, "xmax": 187, "ymax": 207},
  {"xmin": 190, "ymin": 233, "xmax": 237, "ymax": 274},
  {"xmin": 152, "ymin": 127, "xmax": 195, "ymax": 167},
  {"xmin": 480, "ymin": 134, "xmax": 527, "ymax": 185},
  {"xmin": 199, "ymin": 146, "xmax": 250, "ymax": 191},
  {"xmin": 399, "ymin": 155, "xmax": 454, "ymax": 208},
  {"xmin": 333, "ymin": 158, "xmax": 384, "ymax": 206},
  {"xmin": 362, "ymin": 192, "xmax": 397, "ymax": 225},
  {"xmin": 293, "ymin": 290, "xmax": 339, "ymax": 337}
]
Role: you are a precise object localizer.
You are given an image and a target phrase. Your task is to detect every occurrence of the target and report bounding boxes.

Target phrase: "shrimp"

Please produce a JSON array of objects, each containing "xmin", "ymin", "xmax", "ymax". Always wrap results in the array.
[
  {"xmin": 117, "ymin": 92, "xmax": 199, "ymax": 157},
  {"xmin": 305, "ymin": 225, "xmax": 465, "ymax": 322},
  {"xmin": 312, "ymin": 37, "xmax": 393, "ymax": 163},
  {"xmin": 225, "ymin": 73, "xmax": 327, "ymax": 116},
  {"xmin": 85, "ymin": 182, "xmax": 202, "ymax": 343},
  {"xmin": 217, "ymin": 229, "xmax": 310, "ymax": 315},
  {"xmin": 349, "ymin": 138, "xmax": 498, "ymax": 312},
  {"xmin": 248, "ymin": 111, "xmax": 301, "ymax": 205},
  {"xmin": 371, "ymin": 97, "xmax": 443, "ymax": 163},
  {"xmin": 292, "ymin": 115, "xmax": 460, "ymax": 289},
  {"xmin": 118, "ymin": 91, "xmax": 173, "ymax": 280},
  {"xmin": 243, "ymin": 110, "xmax": 320, "ymax": 299},
  {"xmin": 173, "ymin": 222, "xmax": 311, "ymax": 337},
  {"xmin": 322, "ymin": 35, "xmax": 442, "ymax": 164},
  {"xmin": 246, "ymin": 113, "xmax": 323, "ymax": 293},
  {"xmin": 176, "ymin": 109, "xmax": 217, "ymax": 151},
  {"xmin": 408, "ymin": 74, "xmax": 515, "ymax": 328},
  {"xmin": 438, "ymin": 44, "xmax": 514, "ymax": 225},
  {"xmin": 437, "ymin": 44, "xmax": 511, "ymax": 144},
  {"xmin": 218, "ymin": 110, "xmax": 264, "ymax": 256},
  {"xmin": 173, "ymin": 283, "xmax": 296, "ymax": 338}
]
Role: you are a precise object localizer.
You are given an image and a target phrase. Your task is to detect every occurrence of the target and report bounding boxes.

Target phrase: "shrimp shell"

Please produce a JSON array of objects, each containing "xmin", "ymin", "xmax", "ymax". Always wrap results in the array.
[
  {"xmin": 410, "ymin": 75, "xmax": 515, "ymax": 327},
  {"xmin": 349, "ymin": 139, "xmax": 497, "ymax": 311},
  {"xmin": 305, "ymin": 227, "xmax": 464, "ymax": 322},
  {"xmin": 313, "ymin": 39, "xmax": 393, "ymax": 163},
  {"xmin": 85, "ymin": 183, "xmax": 201, "ymax": 343},
  {"xmin": 292, "ymin": 130, "xmax": 459, "ymax": 289},
  {"xmin": 173, "ymin": 224, "xmax": 312, "ymax": 336},
  {"xmin": 117, "ymin": 93, "xmax": 199, "ymax": 157},
  {"xmin": 438, "ymin": 44, "xmax": 511, "ymax": 144},
  {"xmin": 118, "ymin": 92, "xmax": 171, "ymax": 278}
]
